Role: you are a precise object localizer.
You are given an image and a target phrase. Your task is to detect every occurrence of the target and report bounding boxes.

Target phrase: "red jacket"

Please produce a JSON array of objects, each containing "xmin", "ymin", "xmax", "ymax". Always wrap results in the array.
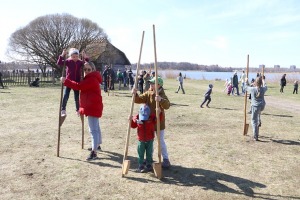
[
  {"xmin": 131, "ymin": 114, "xmax": 156, "ymax": 142},
  {"xmin": 57, "ymin": 56, "xmax": 89, "ymax": 82},
  {"xmin": 64, "ymin": 71, "xmax": 103, "ymax": 118}
]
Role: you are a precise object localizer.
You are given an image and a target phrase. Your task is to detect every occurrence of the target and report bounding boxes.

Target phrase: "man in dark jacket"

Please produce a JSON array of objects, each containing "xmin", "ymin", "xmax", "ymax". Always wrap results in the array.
[
  {"xmin": 0, "ymin": 72, "xmax": 4, "ymax": 89},
  {"xmin": 102, "ymin": 65, "xmax": 111, "ymax": 92},
  {"xmin": 231, "ymin": 71, "xmax": 240, "ymax": 95},
  {"xmin": 280, "ymin": 74, "xmax": 287, "ymax": 93}
]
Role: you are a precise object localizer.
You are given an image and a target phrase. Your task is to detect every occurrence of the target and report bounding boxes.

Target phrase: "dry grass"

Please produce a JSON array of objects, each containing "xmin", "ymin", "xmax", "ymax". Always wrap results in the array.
[{"xmin": 0, "ymin": 79, "xmax": 299, "ymax": 200}]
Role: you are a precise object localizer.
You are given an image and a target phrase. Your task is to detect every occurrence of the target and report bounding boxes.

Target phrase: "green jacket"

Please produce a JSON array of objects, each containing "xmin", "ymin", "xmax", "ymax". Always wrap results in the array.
[{"xmin": 135, "ymin": 87, "xmax": 170, "ymax": 130}]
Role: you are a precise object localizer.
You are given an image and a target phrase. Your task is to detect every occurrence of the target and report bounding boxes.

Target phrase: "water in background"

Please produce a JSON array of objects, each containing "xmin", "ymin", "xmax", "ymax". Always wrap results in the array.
[{"xmin": 158, "ymin": 70, "xmax": 300, "ymax": 81}]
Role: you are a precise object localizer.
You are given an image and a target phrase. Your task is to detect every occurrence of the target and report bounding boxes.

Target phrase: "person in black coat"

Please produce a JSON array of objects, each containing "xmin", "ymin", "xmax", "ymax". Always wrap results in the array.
[
  {"xmin": 102, "ymin": 65, "xmax": 111, "ymax": 92},
  {"xmin": 280, "ymin": 74, "xmax": 286, "ymax": 93},
  {"xmin": 0, "ymin": 72, "xmax": 4, "ymax": 89}
]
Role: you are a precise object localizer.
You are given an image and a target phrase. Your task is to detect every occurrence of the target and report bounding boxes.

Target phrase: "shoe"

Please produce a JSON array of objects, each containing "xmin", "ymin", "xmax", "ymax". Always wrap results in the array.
[
  {"xmin": 248, "ymin": 111, "xmax": 252, "ymax": 114},
  {"xmin": 136, "ymin": 165, "xmax": 145, "ymax": 173},
  {"xmin": 61, "ymin": 110, "xmax": 67, "ymax": 117},
  {"xmin": 162, "ymin": 159, "xmax": 171, "ymax": 169},
  {"xmin": 200, "ymin": 105, "xmax": 204, "ymax": 108},
  {"xmin": 88, "ymin": 146, "xmax": 101, "ymax": 151},
  {"xmin": 206, "ymin": 105, "xmax": 210, "ymax": 108},
  {"xmin": 259, "ymin": 122, "xmax": 261, "ymax": 127},
  {"xmin": 86, "ymin": 151, "xmax": 97, "ymax": 161},
  {"xmin": 145, "ymin": 164, "xmax": 153, "ymax": 172},
  {"xmin": 175, "ymin": 91, "xmax": 178, "ymax": 93}
]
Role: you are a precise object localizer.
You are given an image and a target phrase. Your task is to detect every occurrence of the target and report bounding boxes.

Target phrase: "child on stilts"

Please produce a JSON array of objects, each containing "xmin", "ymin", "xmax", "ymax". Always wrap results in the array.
[{"xmin": 57, "ymin": 48, "xmax": 89, "ymax": 116}]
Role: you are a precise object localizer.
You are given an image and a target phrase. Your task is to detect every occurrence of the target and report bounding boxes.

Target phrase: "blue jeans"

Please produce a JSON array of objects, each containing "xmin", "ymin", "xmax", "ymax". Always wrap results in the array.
[
  {"xmin": 62, "ymin": 87, "xmax": 79, "ymax": 111},
  {"xmin": 88, "ymin": 116, "xmax": 102, "ymax": 151},
  {"xmin": 251, "ymin": 105, "xmax": 265, "ymax": 139},
  {"xmin": 241, "ymin": 82, "xmax": 245, "ymax": 94}
]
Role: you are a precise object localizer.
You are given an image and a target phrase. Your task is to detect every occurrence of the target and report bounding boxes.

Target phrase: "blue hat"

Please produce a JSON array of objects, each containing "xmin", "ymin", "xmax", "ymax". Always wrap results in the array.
[{"xmin": 139, "ymin": 105, "xmax": 150, "ymax": 121}]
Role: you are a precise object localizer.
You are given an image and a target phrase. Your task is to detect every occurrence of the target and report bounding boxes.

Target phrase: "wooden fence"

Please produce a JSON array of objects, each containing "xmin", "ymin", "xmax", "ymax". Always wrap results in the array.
[{"xmin": 1, "ymin": 71, "xmax": 59, "ymax": 86}]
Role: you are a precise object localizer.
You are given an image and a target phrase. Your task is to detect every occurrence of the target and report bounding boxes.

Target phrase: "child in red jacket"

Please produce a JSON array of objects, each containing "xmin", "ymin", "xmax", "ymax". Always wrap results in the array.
[{"xmin": 131, "ymin": 104, "xmax": 156, "ymax": 173}]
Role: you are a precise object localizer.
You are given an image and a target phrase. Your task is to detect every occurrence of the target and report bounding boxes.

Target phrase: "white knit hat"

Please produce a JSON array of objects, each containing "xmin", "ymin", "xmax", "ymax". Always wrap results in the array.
[{"xmin": 68, "ymin": 48, "xmax": 79, "ymax": 56}]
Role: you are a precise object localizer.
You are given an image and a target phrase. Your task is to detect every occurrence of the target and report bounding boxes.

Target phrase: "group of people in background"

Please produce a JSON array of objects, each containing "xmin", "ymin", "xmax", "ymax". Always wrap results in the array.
[
  {"xmin": 280, "ymin": 73, "xmax": 299, "ymax": 94},
  {"xmin": 54, "ymin": 47, "xmax": 299, "ymax": 171}
]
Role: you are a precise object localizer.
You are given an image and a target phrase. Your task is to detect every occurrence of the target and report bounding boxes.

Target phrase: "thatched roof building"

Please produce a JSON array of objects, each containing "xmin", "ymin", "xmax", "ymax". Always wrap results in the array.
[{"xmin": 95, "ymin": 39, "xmax": 131, "ymax": 72}]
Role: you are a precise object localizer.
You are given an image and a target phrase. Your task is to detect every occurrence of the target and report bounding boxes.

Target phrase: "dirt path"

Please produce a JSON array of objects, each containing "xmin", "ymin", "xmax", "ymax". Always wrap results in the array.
[{"xmin": 265, "ymin": 96, "xmax": 300, "ymax": 114}]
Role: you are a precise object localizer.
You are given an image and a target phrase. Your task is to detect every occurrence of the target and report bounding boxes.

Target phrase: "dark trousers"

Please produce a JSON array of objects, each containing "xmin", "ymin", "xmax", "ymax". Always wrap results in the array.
[
  {"xmin": 0, "ymin": 79, "xmax": 4, "ymax": 88},
  {"xmin": 138, "ymin": 83, "xmax": 144, "ymax": 94},
  {"xmin": 103, "ymin": 79, "xmax": 109, "ymax": 92},
  {"xmin": 62, "ymin": 87, "xmax": 79, "ymax": 111},
  {"xmin": 176, "ymin": 83, "xmax": 185, "ymax": 94},
  {"xmin": 231, "ymin": 84, "xmax": 239, "ymax": 95},
  {"xmin": 280, "ymin": 85, "xmax": 285, "ymax": 93},
  {"xmin": 293, "ymin": 88, "xmax": 298, "ymax": 94},
  {"xmin": 201, "ymin": 96, "xmax": 211, "ymax": 107}
]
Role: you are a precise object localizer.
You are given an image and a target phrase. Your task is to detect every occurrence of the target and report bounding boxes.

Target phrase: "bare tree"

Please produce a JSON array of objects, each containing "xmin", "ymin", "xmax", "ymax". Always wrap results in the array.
[{"xmin": 6, "ymin": 13, "xmax": 107, "ymax": 72}]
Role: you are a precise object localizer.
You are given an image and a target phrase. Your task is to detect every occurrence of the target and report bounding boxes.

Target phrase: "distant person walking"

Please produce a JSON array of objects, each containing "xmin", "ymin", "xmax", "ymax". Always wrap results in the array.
[
  {"xmin": 280, "ymin": 74, "xmax": 286, "ymax": 93},
  {"xmin": 143, "ymin": 70, "xmax": 151, "ymax": 92},
  {"xmin": 245, "ymin": 76, "xmax": 267, "ymax": 141},
  {"xmin": 293, "ymin": 80, "xmax": 298, "ymax": 94},
  {"xmin": 102, "ymin": 65, "xmax": 113, "ymax": 92},
  {"xmin": 122, "ymin": 69, "xmax": 127, "ymax": 87},
  {"xmin": 117, "ymin": 69, "xmax": 123, "ymax": 90},
  {"xmin": 128, "ymin": 68, "xmax": 134, "ymax": 89},
  {"xmin": 232, "ymin": 71, "xmax": 240, "ymax": 95},
  {"xmin": 175, "ymin": 72, "xmax": 185, "ymax": 94},
  {"xmin": 0, "ymin": 72, "xmax": 4, "ymax": 89},
  {"xmin": 240, "ymin": 70, "xmax": 246, "ymax": 94},
  {"xmin": 138, "ymin": 71, "xmax": 145, "ymax": 94},
  {"xmin": 200, "ymin": 84, "xmax": 213, "ymax": 108}
]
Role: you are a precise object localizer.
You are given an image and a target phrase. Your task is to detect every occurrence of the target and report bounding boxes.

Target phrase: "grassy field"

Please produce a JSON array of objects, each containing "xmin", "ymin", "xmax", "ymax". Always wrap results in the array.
[{"xmin": 0, "ymin": 79, "xmax": 299, "ymax": 200}]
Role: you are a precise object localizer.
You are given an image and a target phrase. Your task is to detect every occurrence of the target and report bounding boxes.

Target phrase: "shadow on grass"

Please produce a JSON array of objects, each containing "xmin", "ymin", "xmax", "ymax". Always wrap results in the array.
[
  {"xmin": 161, "ymin": 165, "xmax": 266, "ymax": 198},
  {"xmin": 262, "ymin": 113, "xmax": 293, "ymax": 118},
  {"xmin": 0, "ymin": 91, "xmax": 10, "ymax": 93},
  {"xmin": 163, "ymin": 166, "xmax": 299, "ymax": 199},
  {"xmin": 170, "ymin": 103, "xmax": 189, "ymax": 107},
  {"xmin": 60, "ymin": 152, "xmax": 300, "ymax": 199},
  {"xmin": 59, "ymin": 150, "xmax": 132, "ymax": 169},
  {"xmin": 213, "ymin": 107, "xmax": 237, "ymax": 111},
  {"xmin": 271, "ymin": 139, "xmax": 300, "ymax": 146},
  {"xmin": 113, "ymin": 94, "xmax": 132, "ymax": 98}
]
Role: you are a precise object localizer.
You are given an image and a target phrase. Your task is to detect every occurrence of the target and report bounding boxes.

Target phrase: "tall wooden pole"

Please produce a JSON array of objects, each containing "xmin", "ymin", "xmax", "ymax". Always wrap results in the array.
[
  {"xmin": 153, "ymin": 24, "xmax": 162, "ymax": 179},
  {"xmin": 122, "ymin": 31, "xmax": 145, "ymax": 177},
  {"xmin": 243, "ymin": 55, "xmax": 249, "ymax": 136}
]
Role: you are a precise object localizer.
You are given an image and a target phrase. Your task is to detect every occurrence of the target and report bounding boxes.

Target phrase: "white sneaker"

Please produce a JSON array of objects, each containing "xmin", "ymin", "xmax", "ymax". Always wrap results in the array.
[{"xmin": 61, "ymin": 110, "xmax": 67, "ymax": 117}]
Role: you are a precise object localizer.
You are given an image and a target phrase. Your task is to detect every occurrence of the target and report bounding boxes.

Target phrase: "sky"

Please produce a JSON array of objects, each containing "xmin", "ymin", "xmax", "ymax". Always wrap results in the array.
[{"xmin": 0, "ymin": 0, "xmax": 299, "ymax": 68}]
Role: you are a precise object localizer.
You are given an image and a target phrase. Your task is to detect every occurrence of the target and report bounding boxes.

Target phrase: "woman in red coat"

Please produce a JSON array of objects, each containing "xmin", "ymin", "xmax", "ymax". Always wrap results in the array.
[{"xmin": 61, "ymin": 62, "xmax": 103, "ymax": 160}]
